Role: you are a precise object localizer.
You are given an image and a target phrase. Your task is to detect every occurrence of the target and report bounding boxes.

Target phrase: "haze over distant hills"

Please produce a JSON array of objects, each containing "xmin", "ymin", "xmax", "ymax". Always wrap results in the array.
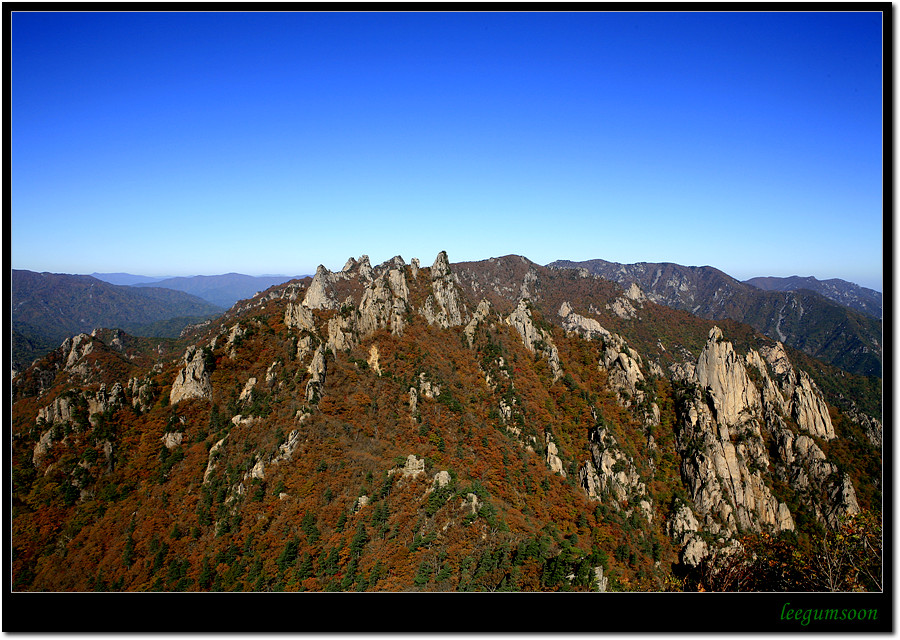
[
  {"xmin": 743, "ymin": 275, "xmax": 882, "ymax": 320},
  {"xmin": 92, "ymin": 272, "xmax": 308, "ymax": 309},
  {"xmin": 547, "ymin": 258, "xmax": 883, "ymax": 378},
  {"xmin": 11, "ymin": 250, "xmax": 882, "ymax": 598},
  {"xmin": 11, "ymin": 270, "xmax": 225, "ymax": 373},
  {"xmin": 90, "ymin": 272, "xmax": 171, "ymax": 286}
]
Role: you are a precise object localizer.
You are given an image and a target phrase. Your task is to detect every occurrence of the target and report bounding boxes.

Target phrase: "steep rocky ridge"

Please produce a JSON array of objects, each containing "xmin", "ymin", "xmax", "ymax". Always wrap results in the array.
[
  {"xmin": 10, "ymin": 251, "xmax": 881, "ymax": 594},
  {"xmin": 547, "ymin": 259, "xmax": 882, "ymax": 378},
  {"xmin": 11, "ymin": 269, "xmax": 224, "ymax": 374},
  {"xmin": 745, "ymin": 275, "xmax": 882, "ymax": 320}
]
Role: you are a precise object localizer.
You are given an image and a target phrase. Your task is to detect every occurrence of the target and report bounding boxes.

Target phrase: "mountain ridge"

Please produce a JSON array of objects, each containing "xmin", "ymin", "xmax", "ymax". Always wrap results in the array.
[
  {"xmin": 131, "ymin": 273, "xmax": 308, "ymax": 309},
  {"xmin": 744, "ymin": 275, "xmax": 882, "ymax": 319},
  {"xmin": 547, "ymin": 258, "xmax": 882, "ymax": 378},
  {"xmin": 11, "ymin": 270, "xmax": 225, "ymax": 374},
  {"xmin": 11, "ymin": 250, "xmax": 881, "ymax": 596}
]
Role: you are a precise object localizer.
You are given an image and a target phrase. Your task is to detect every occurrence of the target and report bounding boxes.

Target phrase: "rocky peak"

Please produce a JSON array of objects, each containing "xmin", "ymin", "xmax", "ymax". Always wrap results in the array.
[
  {"xmin": 695, "ymin": 327, "xmax": 762, "ymax": 427},
  {"xmin": 431, "ymin": 251, "xmax": 452, "ymax": 278},
  {"xmin": 170, "ymin": 345, "xmax": 212, "ymax": 404},
  {"xmin": 422, "ymin": 251, "xmax": 467, "ymax": 329},
  {"xmin": 505, "ymin": 299, "xmax": 562, "ymax": 381},
  {"xmin": 303, "ymin": 265, "xmax": 338, "ymax": 310}
]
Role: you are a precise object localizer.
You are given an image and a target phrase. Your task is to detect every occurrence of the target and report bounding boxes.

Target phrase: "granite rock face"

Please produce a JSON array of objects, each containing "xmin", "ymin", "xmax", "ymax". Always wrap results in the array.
[
  {"xmin": 421, "ymin": 251, "xmax": 467, "ymax": 329},
  {"xmin": 506, "ymin": 299, "xmax": 562, "ymax": 381},
  {"xmin": 170, "ymin": 346, "xmax": 213, "ymax": 404},
  {"xmin": 666, "ymin": 326, "xmax": 862, "ymax": 566},
  {"xmin": 670, "ymin": 327, "xmax": 795, "ymax": 561},
  {"xmin": 579, "ymin": 425, "xmax": 652, "ymax": 522}
]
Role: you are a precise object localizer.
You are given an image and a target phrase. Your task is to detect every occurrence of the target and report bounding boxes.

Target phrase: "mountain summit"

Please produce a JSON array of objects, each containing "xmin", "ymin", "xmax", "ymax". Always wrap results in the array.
[
  {"xmin": 11, "ymin": 251, "xmax": 882, "ymax": 597},
  {"xmin": 547, "ymin": 259, "xmax": 882, "ymax": 378}
]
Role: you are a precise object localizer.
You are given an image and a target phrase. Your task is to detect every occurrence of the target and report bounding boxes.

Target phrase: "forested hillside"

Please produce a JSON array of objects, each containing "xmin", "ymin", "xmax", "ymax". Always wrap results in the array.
[
  {"xmin": 11, "ymin": 270, "xmax": 224, "ymax": 374},
  {"xmin": 548, "ymin": 259, "xmax": 883, "ymax": 378},
  {"xmin": 10, "ymin": 253, "xmax": 882, "ymax": 609}
]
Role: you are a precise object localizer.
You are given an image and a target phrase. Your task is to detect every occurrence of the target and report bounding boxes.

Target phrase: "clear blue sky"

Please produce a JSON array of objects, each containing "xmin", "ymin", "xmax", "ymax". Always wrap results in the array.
[{"xmin": 11, "ymin": 10, "xmax": 884, "ymax": 290}]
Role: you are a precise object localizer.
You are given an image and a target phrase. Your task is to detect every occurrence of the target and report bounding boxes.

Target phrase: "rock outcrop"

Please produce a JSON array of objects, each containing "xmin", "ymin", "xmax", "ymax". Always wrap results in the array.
[
  {"xmin": 284, "ymin": 301, "xmax": 316, "ymax": 333},
  {"xmin": 422, "ymin": 251, "xmax": 467, "ymax": 329},
  {"xmin": 672, "ymin": 328, "xmax": 795, "ymax": 549},
  {"xmin": 579, "ymin": 425, "xmax": 652, "ymax": 521},
  {"xmin": 305, "ymin": 345, "xmax": 327, "ymax": 403},
  {"xmin": 170, "ymin": 346, "xmax": 213, "ymax": 404},
  {"xmin": 357, "ymin": 258, "xmax": 410, "ymax": 337},
  {"xmin": 506, "ymin": 299, "xmax": 562, "ymax": 381}
]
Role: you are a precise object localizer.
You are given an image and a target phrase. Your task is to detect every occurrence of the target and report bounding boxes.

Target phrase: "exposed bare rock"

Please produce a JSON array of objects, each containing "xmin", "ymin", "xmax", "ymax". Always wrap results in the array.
[
  {"xmin": 37, "ymin": 393, "xmax": 78, "ymax": 427},
  {"xmin": 846, "ymin": 405, "xmax": 882, "ymax": 448},
  {"xmin": 367, "ymin": 344, "xmax": 382, "ymax": 376},
  {"xmin": 408, "ymin": 386, "xmax": 418, "ymax": 422},
  {"xmin": 432, "ymin": 470, "xmax": 452, "ymax": 489},
  {"xmin": 593, "ymin": 566, "xmax": 609, "ymax": 592},
  {"xmin": 170, "ymin": 346, "xmax": 212, "ymax": 404},
  {"xmin": 344, "ymin": 255, "xmax": 374, "ymax": 282},
  {"xmin": 505, "ymin": 299, "xmax": 562, "ymax": 381},
  {"xmin": 675, "ymin": 328, "xmax": 795, "ymax": 538},
  {"xmin": 303, "ymin": 265, "xmax": 340, "ymax": 310},
  {"xmin": 464, "ymin": 299, "xmax": 493, "ymax": 347},
  {"xmin": 696, "ymin": 327, "xmax": 762, "ymax": 427},
  {"xmin": 295, "ymin": 334, "xmax": 316, "ymax": 363},
  {"xmin": 791, "ymin": 371, "xmax": 836, "ymax": 440},
  {"xmin": 769, "ymin": 428, "xmax": 860, "ymax": 528},
  {"xmin": 272, "ymin": 428, "xmax": 302, "ymax": 463},
  {"xmin": 203, "ymin": 436, "xmax": 227, "ymax": 484},
  {"xmin": 326, "ymin": 313, "xmax": 357, "ymax": 353},
  {"xmin": 284, "ymin": 301, "xmax": 316, "ymax": 333},
  {"xmin": 461, "ymin": 493, "xmax": 482, "ymax": 515},
  {"xmin": 161, "ymin": 432, "xmax": 183, "ymax": 449},
  {"xmin": 678, "ymin": 381, "xmax": 793, "ymax": 536},
  {"xmin": 667, "ymin": 501, "xmax": 708, "ymax": 567},
  {"xmin": 418, "ymin": 372, "xmax": 440, "ymax": 399},
  {"xmin": 422, "ymin": 251, "xmax": 467, "ymax": 329},
  {"xmin": 389, "ymin": 454, "xmax": 426, "ymax": 480},
  {"xmin": 579, "ymin": 426, "xmax": 650, "ymax": 519},
  {"xmin": 607, "ymin": 296, "xmax": 638, "ymax": 320},
  {"xmin": 128, "ymin": 376, "xmax": 156, "ymax": 413},
  {"xmin": 305, "ymin": 345, "xmax": 327, "ymax": 403},
  {"xmin": 545, "ymin": 432, "xmax": 566, "ymax": 477},
  {"xmin": 32, "ymin": 428, "xmax": 56, "ymax": 466},
  {"xmin": 247, "ymin": 457, "xmax": 266, "ymax": 481},
  {"xmin": 239, "ymin": 377, "xmax": 257, "ymax": 402},
  {"xmin": 63, "ymin": 333, "xmax": 94, "ymax": 370},
  {"xmin": 757, "ymin": 342, "xmax": 836, "ymax": 440},
  {"xmin": 624, "ymin": 282, "xmax": 646, "ymax": 304},
  {"xmin": 357, "ymin": 261, "xmax": 410, "ymax": 338},
  {"xmin": 558, "ymin": 301, "xmax": 611, "ymax": 341}
]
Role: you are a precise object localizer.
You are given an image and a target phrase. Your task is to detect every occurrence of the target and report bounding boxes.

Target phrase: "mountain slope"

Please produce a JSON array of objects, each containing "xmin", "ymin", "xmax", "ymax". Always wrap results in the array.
[
  {"xmin": 745, "ymin": 275, "xmax": 882, "ymax": 319},
  {"xmin": 133, "ymin": 273, "xmax": 305, "ymax": 308},
  {"xmin": 11, "ymin": 270, "xmax": 224, "ymax": 372},
  {"xmin": 90, "ymin": 272, "xmax": 169, "ymax": 286},
  {"xmin": 11, "ymin": 251, "xmax": 881, "ymax": 599},
  {"xmin": 547, "ymin": 259, "xmax": 882, "ymax": 378}
]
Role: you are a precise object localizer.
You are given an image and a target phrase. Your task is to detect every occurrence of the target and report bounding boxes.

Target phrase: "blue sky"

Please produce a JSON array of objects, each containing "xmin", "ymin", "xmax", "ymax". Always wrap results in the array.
[{"xmin": 11, "ymin": 10, "xmax": 884, "ymax": 290}]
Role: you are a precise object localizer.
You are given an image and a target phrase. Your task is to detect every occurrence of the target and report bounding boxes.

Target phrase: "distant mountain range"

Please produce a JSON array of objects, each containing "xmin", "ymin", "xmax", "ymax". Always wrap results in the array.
[
  {"xmin": 92, "ymin": 272, "xmax": 308, "ymax": 309},
  {"xmin": 744, "ymin": 275, "xmax": 882, "ymax": 319},
  {"xmin": 89, "ymin": 272, "xmax": 171, "ymax": 286},
  {"xmin": 11, "ymin": 250, "xmax": 881, "ymax": 596},
  {"xmin": 11, "ymin": 270, "xmax": 225, "ymax": 373},
  {"xmin": 547, "ymin": 259, "xmax": 882, "ymax": 378},
  {"xmin": 14, "ymin": 261, "xmax": 881, "ymax": 380}
]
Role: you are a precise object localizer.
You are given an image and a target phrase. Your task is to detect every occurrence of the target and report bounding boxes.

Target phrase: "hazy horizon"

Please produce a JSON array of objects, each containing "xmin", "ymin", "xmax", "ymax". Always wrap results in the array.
[
  {"xmin": 12, "ymin": 11, "xmax": 884, "ymax": 291},
  {"xmin": 10, "ymin": 257, "xmax": 885, "ymax": 294}
]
